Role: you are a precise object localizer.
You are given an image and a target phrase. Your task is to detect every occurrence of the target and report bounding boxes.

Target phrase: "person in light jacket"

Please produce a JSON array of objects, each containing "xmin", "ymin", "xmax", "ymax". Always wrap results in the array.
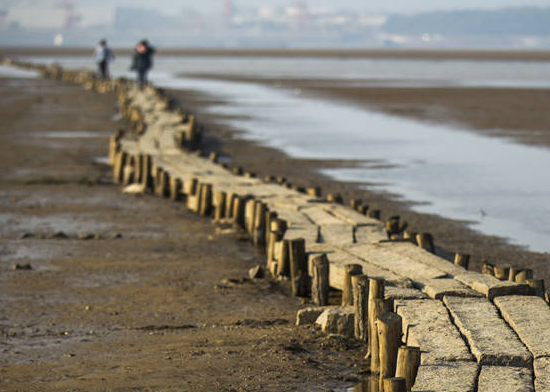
[
  {"xmin": 130, "ymin": 39, "xmax": 155, "ymax": 89},
  {"xmin": 93, "ymin": 39, "xmax": 114, "ymax": 79}
]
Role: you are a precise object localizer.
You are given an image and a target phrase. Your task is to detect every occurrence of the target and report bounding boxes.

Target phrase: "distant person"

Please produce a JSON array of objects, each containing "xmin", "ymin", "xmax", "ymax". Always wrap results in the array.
[
  {"xmin": 130, "ymin": 39, "xmax": 155, "ymax": 89},
  {"xmin": 93, "ymin": 39, "xmax": 114, "ymax": 79}
]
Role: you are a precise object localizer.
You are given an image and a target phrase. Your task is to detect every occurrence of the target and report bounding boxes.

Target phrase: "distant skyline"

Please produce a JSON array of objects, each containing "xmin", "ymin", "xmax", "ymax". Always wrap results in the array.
[{"xmin": 4, "ymin": 0, "xmax": 550, "ymax": 15}]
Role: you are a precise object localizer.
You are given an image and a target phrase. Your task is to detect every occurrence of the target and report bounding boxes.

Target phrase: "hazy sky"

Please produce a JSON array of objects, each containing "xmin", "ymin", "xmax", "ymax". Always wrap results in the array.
[{"xmin": 7, "ymin": 0, "xmax": 550, "ymax": 14}]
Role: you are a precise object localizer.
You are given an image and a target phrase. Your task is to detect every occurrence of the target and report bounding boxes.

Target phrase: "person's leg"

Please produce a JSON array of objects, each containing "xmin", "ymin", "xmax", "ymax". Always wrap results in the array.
[
  {"xmin": 138, "ymin": 69, "xmax": 146, "ymax": 89},
  {"xmin": 99, "ymin": 61, "xmax": 107, "ymax": 79}
]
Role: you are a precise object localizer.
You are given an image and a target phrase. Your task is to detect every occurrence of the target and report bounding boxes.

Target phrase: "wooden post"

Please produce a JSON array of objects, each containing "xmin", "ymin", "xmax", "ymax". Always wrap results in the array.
[
  {"xmin": 454, "ymin": 253, "xmax": 470, "ymax": 270},
  {"xmin": 370, "ymin": 298, "xmax": 394, "ymax": 374},
  {"xmin": 377, "ymin": 312, "xmax": 403, "ymax": 390},
  {"xmin": 277, "ymin": 239, "xmax": 290, "ymax": 277},
  {"xmin": 264, "ymin": 211, "xmax": 277, "ymax": 247},
  {"xmin": 382, "ymin": 377, "xmax": 407, "ymax": 392},
  {"xmin": 155, "ymin": 170, "xmax": 170, "ymax": 198},
  {"xmin": 232, "ymin": 196, "xmax": 245, "ymax": 229},
  {"xmin": 134, "ymin": 153, "xmax": 143, "ymax": 184},
  {"xmin": 209, "ymin": 151, "xmax": 218, "ymax": 163},
  {"xmin": 515, "ymin": 269, "xmax": 533, "ymax": 283},
  {"xmin": 358, "ymin": 204, "xmax": 369, "ymax": 215},
  {"xmin": 353, "ymin": 275, "xmax": 369, "ymax": 343},
  {"xmin": 482, "ymin": 262, "xmax": 495, "ymax": 276},
  {"xmin": 493, "ymin": 265, "xmax": 510, "ymax": 281},
  {"xmin": 350, "ymin": 199, "xmax": 362, "ymax": 209},
  {"xmin": 213, "ymin": 190, "xmax": 226, "ymax": 221},
  {"xmin": 368, "ymin": 209, "xmax": 381, "ymax": 220},
  {"xmin": 184, "ymin": 178, "xmax": 198, "ymax": 196},
  {"xmin": 225, "ymin": 193, "xmax": 235, "ymax": 219},
  {"xmin": 170, "ymin": 177, "xmax": 183, "ymax": 201},
  {"xmin": 199, "ymin": 183, "xmax": 213, "ymax": 216},
  {"xmin": 267, "ymin": 218, "xmax": 286, "ymax": 273},
  {"xmin": 252, "ymin": 202, "xmax": 267, "ymax": 247},
  {"xmin": 526, "ymin": 279, "xmax": 545, "ymax": 298},
  {"xmin": 311, "ymin": 254, "xmax": 329, "ymax": 306},
  {"xmin": 342, "ymin": 264, "xmax": 363, "ymax": 306},
  {"xmin": 416, "ymin": 233, "xmax": 435, "ymax": 253},
  {"xmin": 113, "ymin": 150, "xmax": 127, "ymax": 184},
  {"xmin": 403, "ymin": 230, "xmax": 417, "ymax": 244},
  {"xmin": 140, "ymin": 154, "xmax": 152, "ymax": 190},
  {"xmin": 245, "ymin": 199, "xmax": 256, "ymax": 234},
  {"xmin": 232, "ymin": 166, "xmax": 243, "ymax": 176},
  {"xmin": 395, "ymin": 346, "xmax": 421, "ymax": 391},
  {"xmin": 307, "ymin": 187, "xmax": 321, "ymax": 197},
  {"xmin": 508, "ymin": 266, "xmax": 518, "ymax": 282},
  {"xmin": 289, "ymin": 238, "xmax": 308, "ymax": 297},
  {"xmin": 122, "ymin": 156, "xmax": 135, "ymax": 184},
  {"xmin": 108, "ymin": 134, "xmax": 119, "ymax": 165},
  {"xmin": 545, "ymin": 291, "xmax": 550, "ymax": 305}
]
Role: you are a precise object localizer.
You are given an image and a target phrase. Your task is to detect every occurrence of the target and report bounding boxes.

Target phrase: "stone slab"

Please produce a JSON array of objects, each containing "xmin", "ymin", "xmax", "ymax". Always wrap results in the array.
[
  {"xmin": 412, "ymin": 362, "xmax": 478, "ymax": 392},
  {"xmin": 385, "ymin": 286, "xmax": 427, "ymax": 300},
  {"xmin": 323, "ymin": 203, "xmax": 383, "ymax": 227},
  {"xmin": 454, "ymin": 271, "xmax": 531, "ymax": 300},
  {"xmin": 494, "ymin": 295, "xmax": 550, "ymax": 359},
  {"xmin": 283, "ymin": 226, "xmax": 319, "ymax": 244},
  {"xmin": 396, "ymin": 299, "xmax": 472, "ymax": 365},
  {"xmin": 443, "ymin": 296, "xmax": 532, "ymax": 367},
  {"xmin": 535, "ymin": 357, "xmax": 550, "ymax": 392},
  {"xmin": 345, "ymin": 243, "xmax": 448, "ymax": 284},
  {"xmin": 354, "ymin": 225, "xmax": 388, "ymax": 244},
  {"xmin": 478, "ymin": 366, "xmax": 533, "ymax": 392},
  {"xmin": 419, "ymin": 278, "xmax": 482, "ymax": 299},
  {"xmin": 319, "ymin": 224, "xmax": 355, "ymax": 246},
  {"xmin": 301, "ymin": 206, "xmax": 347, "ymax": 226}
]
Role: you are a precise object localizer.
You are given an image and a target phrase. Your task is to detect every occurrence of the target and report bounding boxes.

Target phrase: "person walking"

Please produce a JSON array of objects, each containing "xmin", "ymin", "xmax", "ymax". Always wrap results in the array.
[
  {"xmin": 93, "ymin": 39, "xmax": 114, "ymax": 79},
  {"xmin": 130, "ymin": 39, "xmax": 155, "ymax": 89}
]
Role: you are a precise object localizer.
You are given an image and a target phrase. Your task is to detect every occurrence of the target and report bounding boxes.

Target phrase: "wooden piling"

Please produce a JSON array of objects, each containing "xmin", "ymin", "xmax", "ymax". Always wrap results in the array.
[
  {"xmin": 232, "ymin": 196, "xmax": 245, "ymax": 228},
  {"xmin": 370, "ymin": 298, "xmax": 394, "ymax": 374},
  {"xmin": 267, "ymin": 219, "xmax": 286, "ymax": 274},
  {"xmin": 184, "ymin": 177, "xmax": 198, "ymax": 196},
  {"xmin": 311, "ymin": 254, "xmax": 329, "ymax": 306},
  {"xmin": 170, "ymin": 177, "xmax": 183, "ymax": 201},
  {"xmin": 353, "ymin": 275, "xmax": 369, "ymax": 342},
  {"xmin": 368, "ymin": 209, "xmax": 381, "ymax": 220},
  {"xmin": 482, "ymin": 262, "xmax": 495, "ymax": 276},
  {"xmin": 416, "ymin": 233, "xmax": 435, "ymax": 253},
  {"xmin": 225, "ymin": 192, "xmax": 236, "ymax": 219},
  {"xmin": 140, "ymin": 154, "xmax": 152, "ymax": 190},
  {"xmin": 515, "ymin": 269, "xmax": 533, "ymax": 283},
  {"xmin": 342, "ymin": 264, "xmax": 363, "ymax": 306},
  {"xmin": 493, "ymin": 265, "xmax": 510, "ymax": 281},
  {"xmin": 382, "ymin": 377, "xmax": 407, "ymax": 392},
  {"xmin": 213, "ymin": 190, "xmax": 226, "ymax": 221},
  {"xmin": 252, "ymin": 201, "xmax": 267, "ymax": 247},
  {"xmin": 358, "ymin": 204, "xmax": 369, "ymax": 215},
  {"xmin": 199, "ymin": 183, "xmax": 213, "ymax": 216},
  {"xmin": 307, "ymin": 187, "xmax": 321, "ymax": 197},
  {"xmin": 277, "ymin": 239, "xmax": 290, "ymax": 277},
  {"xmin": 526, "ymin": 279, "xmax": 545, "ymax": 298},
  {"xmin": 508, "ymin": 266, "xmax": 518, "ymax": 282},
  {"xmin": 209, "ymin": 151, "xmax": 218, "ymax": 163},
  {"xmin": 350, "ymin": 199, "xmax": 362, "ymax": 210},
  {"xmin": 134, "ymin": 153, "xmax": 143, "ymax": 184},
  {"xmin": 113, "ymin": 150, "xmax": 127, "ymax": 184},
  {"xmin": 289, "ymin": 238, "xmax": 308, "ymax": 297},
  {"xmin": 264, "ymin": 211, "xmax": 277, "ymax": 247},
  {"xmin": 245, "ymin": 199, "xmax": 256, "ymax": 234},
  {"xmin": 395, "ymin": 346, "xmax": 421, "ymax": 391},
  {"xmin": 232, "ymin": 166, "xmax": 243, "ymax": 176},
  {"xmin": 454, "ymin": 253, "xmax": 470, "ymax": 270},
  {"xmin": 122, "ymin": 156, "xmax": 135, "ymax": 184},
  {"xmin": 377, "ymin": 312, "xmax": 403, "ymax": 390}
]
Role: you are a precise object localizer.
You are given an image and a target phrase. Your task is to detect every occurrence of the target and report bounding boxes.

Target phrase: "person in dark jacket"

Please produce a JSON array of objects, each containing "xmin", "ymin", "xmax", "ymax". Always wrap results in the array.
[{"xmin": 130, "ymin": 39, "xmax": 155, "ymax": 89}]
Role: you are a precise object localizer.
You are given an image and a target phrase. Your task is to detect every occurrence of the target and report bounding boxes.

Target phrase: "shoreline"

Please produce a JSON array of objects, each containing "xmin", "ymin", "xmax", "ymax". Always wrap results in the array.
[{"xmin": 3, "ymin": 46, "xmax": 550, "ymax": 62}]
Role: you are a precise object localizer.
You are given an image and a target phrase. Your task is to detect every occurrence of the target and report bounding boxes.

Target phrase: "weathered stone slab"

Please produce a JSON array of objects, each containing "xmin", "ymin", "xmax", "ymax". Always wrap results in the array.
[
  {"xmin": 443, "ymin": 296, "xmax": 532, "ymax": 367},
  {"xmin": 378, "ymin": 241, "xmax": 467, "ymax": 277},
  {"xmin": 315, "ymin": 306, "xmax": 354, "ymax": 337},
  {"xmin": 535, "ymin": 357, "xmax": 550, "ymax": 392},
  {"xmin": 301, "ymin": 206, "xmax": 347, "ymax": 226},
  {"xmin": 319, "ymin": 224, "xmax": 354, "ymax": 246},
  {"xmin": 284, "ymin": 226, "xmax": 319, "ymax": 244},
  {"xmin": 453, "ymin": 271, "xmax": 531, "ymax": 300},
  {"xmin": 385, "ymin": 286, "xmax": 427, "ymax": 300},
  {"xmin": 418, "ymin": 278, "xmax": 483, "ymax": 300},
  {"xmin": 275, "ymin": 209, "xmax": 315, "ymax": 228},
  {"xmin": 478, "ymin": 366, "xmax": 533, "ymax": 392},
  {"xmin": 412, "ymin": 362, "xmax": 478, "ymax": 392},
  {"xmin": 494, "ymin": 295, "xmax": 550, "ymax": 359},
  {"xmin": 307, "ymin": 244, "xmax": 404, "ymax": 290},
  {"xmin": 296, "ymin": 306, "xmax": 327, "ymax": 326},
  {"xmin": 396, "ymin": 299, "xmax": 472, "ymax": 365},
  {"xmin": 354, "ymin": 225, "xmax": 388, "ymax": 244},
  {"xmin": 323, "ymin": 203, "xmax": 382, "ymax": 227},
  {"xmin": 346, "ymin": 244, "xmax": 448, "ymax": 284}
]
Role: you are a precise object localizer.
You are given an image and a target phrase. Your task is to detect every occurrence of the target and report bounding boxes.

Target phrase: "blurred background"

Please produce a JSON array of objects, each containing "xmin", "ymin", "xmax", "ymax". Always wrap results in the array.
[{"xmin": 2, "ymin": 0, "xmax": 550, "ymax": 48}]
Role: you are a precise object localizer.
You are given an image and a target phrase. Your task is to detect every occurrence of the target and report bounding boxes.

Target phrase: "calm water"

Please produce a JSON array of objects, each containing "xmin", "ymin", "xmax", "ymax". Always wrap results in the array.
[{"xmin": 15, "ymin": 55, "xmax": 550, "ymax": 253}]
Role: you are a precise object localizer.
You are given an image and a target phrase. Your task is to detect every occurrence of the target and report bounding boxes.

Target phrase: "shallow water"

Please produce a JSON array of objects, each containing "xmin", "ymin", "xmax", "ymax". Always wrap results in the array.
[{"xmin": 14, "ymin": 56, "xmax": 550, "ymax": 253}]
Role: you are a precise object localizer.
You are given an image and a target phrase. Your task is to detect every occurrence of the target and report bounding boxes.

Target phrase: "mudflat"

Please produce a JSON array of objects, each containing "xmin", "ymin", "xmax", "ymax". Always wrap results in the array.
[{"xmin": 0, "ymin": 77, "xmax": 361, "ymax": 391}]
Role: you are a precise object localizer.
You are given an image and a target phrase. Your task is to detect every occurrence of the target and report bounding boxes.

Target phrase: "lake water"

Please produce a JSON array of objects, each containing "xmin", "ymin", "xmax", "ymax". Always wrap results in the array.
[{"xmin": 15, "ymin": 55, "xmax": 550, "ymax": 253}]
